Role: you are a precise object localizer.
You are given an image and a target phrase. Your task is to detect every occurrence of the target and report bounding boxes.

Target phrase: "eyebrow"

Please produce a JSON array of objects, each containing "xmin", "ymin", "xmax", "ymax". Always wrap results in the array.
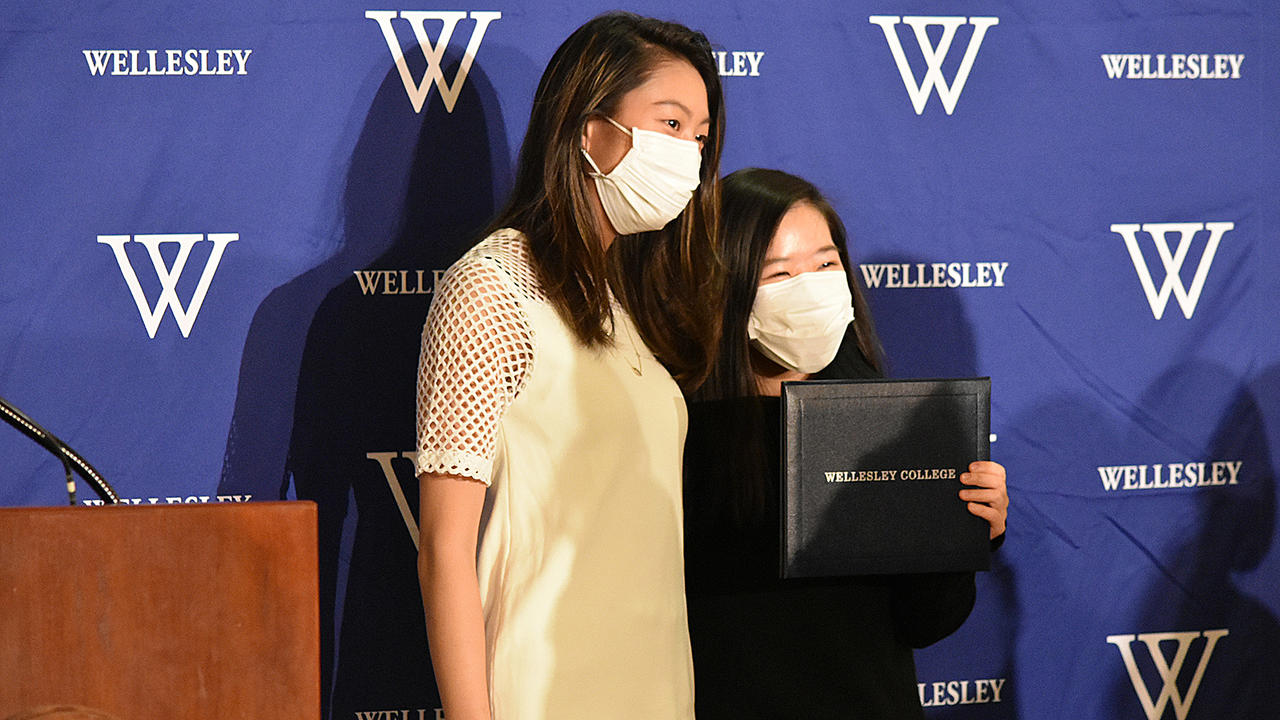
[
  {"xmin": 652, "ymin": 100, "xmax": 712, "ymax": 127},
  {"xmin": 762, "ymin": 244, "xmax": 840, "ymax": 265}
]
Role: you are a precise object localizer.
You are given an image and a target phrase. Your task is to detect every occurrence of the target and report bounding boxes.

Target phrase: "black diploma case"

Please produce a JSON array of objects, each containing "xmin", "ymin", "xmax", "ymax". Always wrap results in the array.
[{"xmin": 780, "ymin": 377, "xmax": 991, "ymax": 578}]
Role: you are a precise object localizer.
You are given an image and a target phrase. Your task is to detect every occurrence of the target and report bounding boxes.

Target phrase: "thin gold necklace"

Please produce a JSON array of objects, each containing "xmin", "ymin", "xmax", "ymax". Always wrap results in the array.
[{"xmin": 612, "ymin": 309, "xmax": 644, "ymax": 377}]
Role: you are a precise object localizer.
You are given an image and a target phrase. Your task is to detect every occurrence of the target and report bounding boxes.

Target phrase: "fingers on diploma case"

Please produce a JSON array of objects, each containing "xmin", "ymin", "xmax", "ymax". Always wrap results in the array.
[{"xmin": 780, "ymin": 378, "xmax": 991, "ymax": 578}]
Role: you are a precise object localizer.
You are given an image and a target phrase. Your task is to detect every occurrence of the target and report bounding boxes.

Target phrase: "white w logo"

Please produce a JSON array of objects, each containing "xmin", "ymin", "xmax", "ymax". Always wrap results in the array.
[
  {"xmin": 98, "ymin": 233, "xmax": 237, "ymax": 338},
  {"xmin": 366, "ymin": 10, "xmax": 501, "ymax": 113},
  {"xmin": 868, "ymin": 15, "xmax": 998, "ymax": 115},
  {"xmin": 1107, "ymin": 629, "xmax": 1228, "ymax": 720},
  {"xmin": 1111, "ymin": 222, "xmax": 1231, "ymax": 320}
]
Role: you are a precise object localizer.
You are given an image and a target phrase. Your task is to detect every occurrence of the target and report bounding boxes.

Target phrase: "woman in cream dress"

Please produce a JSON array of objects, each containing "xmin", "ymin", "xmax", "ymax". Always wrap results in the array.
[{"xmin": 415, "ymin": 12, "xmax": 725, "ymax": 720}]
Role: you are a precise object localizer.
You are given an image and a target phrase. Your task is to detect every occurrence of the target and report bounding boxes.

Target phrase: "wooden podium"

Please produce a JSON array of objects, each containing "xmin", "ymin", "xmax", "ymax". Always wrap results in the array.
[{"xmin": 0, "ymin": 502, "xmax": 320, "ymax": 719}]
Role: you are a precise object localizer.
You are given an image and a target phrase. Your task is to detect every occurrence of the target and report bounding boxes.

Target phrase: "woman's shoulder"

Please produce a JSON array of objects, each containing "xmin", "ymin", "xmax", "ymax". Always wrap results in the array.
[
  {"xmin": 444, "ymin": 228, "xmax": 546, "ymax": 304},
  {"xmin": 425, "ymin": 229, "xmax": 544, "ymax": 347}
]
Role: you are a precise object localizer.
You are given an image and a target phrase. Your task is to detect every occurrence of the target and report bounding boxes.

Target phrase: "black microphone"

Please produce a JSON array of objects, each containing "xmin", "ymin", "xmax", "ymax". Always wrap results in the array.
[{"xmin": 0, "ymin": 396, "xmax": 121, "ymax": 505}]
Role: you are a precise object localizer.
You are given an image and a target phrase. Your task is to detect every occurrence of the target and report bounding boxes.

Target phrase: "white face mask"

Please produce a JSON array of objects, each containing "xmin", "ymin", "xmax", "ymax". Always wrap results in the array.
[
  {"xmin": 747, "ymin": 270, "xmax": 855, "ymax": 374},
  {"xmin": 581, "ymin": 115, "xmax": 703, "ymax": 235}
]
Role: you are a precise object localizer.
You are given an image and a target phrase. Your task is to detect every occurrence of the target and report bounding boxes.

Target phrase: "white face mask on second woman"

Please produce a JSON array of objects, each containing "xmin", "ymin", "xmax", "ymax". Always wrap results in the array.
[
  {"xmin": 746, "ymin": 270, "xmax": 854, "ymax": 374},
  {"xmin": 581, "ymin": 115, "xmax": 704, "ymax": 235}
]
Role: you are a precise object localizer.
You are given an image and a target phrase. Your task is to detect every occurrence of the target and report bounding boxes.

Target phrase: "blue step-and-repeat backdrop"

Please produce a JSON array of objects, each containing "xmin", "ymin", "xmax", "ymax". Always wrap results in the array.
[{"xmin": 3, "ymin": 2, "xmax": 1277, "ymax": 718}]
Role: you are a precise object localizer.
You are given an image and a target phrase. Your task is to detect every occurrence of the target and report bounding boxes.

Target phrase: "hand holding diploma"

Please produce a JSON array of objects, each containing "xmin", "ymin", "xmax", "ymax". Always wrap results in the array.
[{"xmin": 959, "ymin": 460, "xmax": 1008, "ymax": 539}]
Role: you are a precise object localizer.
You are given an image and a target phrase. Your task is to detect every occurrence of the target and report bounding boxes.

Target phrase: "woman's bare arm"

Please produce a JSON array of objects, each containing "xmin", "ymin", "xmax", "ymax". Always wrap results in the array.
[{"xmin": 419, "ymin": 472, "xmax": 491, "ymax": 720}]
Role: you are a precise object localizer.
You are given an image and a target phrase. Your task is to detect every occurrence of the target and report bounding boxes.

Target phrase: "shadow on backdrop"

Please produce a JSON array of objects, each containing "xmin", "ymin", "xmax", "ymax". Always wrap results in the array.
[
  {"xmin": 1103, "ymin": 360, "xmax": 1279, "ymax": 717},
  {"xmin": 219, "ymin": 48, "xmax": 511, "ymax": 718},
  {"xmin": 1001, "ymin": 361, "xmax": 1279, "ymax": 719}
]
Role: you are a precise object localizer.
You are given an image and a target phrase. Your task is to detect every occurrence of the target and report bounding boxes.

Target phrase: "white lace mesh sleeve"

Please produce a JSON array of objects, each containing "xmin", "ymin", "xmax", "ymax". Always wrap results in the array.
[{"xmin": 416, "ymin": 238, "xmax": 537, "ymax": 484}]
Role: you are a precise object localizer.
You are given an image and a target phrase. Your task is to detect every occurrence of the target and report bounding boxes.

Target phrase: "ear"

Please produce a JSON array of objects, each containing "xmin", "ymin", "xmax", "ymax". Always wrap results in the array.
[
  {"xmin": 581, "ymin": 115, "xmax": 603, "ymax": 155},
  {"xmin": 580, "ymin": 116, "xmax": 627, "ymax": 175}
]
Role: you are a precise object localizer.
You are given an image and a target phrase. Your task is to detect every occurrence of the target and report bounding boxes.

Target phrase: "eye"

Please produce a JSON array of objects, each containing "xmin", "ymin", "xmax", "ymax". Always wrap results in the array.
[
  {"xmin": 694, "ymin": 133, "xmax": 708, "ymax": 145},
  {"xmin": 665, "ymin": 119, "xmax": 680, "ymax": 131},
  {"xmin": 819, "ymin": 260, "xmax": 838, "ymax": 270},
  {"xmin": 765, "ymin": 270, "xmax": 790, "ymax": 281}
]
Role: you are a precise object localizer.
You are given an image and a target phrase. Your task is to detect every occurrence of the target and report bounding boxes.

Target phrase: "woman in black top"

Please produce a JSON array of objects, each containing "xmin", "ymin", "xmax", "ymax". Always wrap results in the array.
[{"xmin": 683, "ymin": 168, "xmax": 1009, "ymax": 719}]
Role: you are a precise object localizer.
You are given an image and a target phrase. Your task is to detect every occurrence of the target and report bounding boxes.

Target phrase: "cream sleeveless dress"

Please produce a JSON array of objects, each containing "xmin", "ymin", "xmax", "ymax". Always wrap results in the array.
[{"xmin": 416, "ymin": 229, "xmax": 694, "ymax": 720}]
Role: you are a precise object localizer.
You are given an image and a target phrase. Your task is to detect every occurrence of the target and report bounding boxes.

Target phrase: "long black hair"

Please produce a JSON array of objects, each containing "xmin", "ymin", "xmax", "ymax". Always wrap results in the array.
[
  {"xmin": 687, "ymin": 168, "xmax": 884, "ymax": 526},
  {"xmin": 488, "ymin": 12, "xmax": 725, "ymax": 391}
]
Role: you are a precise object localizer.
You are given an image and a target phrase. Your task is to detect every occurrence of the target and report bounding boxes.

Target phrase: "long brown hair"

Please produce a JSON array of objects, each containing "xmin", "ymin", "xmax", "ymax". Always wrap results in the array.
[{"xmin": 487, "ymin": 12, "xmax": 725, "ymax": 391}]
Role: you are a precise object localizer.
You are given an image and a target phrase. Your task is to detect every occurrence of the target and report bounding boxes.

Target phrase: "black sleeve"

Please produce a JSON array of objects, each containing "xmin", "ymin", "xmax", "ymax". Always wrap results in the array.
[
  {"xmin": 889, "ymin": 571, "xmax": 977, "ymax": 648},
  {"xmin": 889, "ymin": 534, "xmax": 1004, "ymax": 648}
]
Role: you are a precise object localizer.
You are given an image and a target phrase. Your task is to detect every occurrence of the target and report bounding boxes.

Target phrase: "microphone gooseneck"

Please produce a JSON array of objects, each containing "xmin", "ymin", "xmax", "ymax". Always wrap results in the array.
[{"xmin": 0, "ymin": 396, "xmax": 121, "ymax": 505}]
